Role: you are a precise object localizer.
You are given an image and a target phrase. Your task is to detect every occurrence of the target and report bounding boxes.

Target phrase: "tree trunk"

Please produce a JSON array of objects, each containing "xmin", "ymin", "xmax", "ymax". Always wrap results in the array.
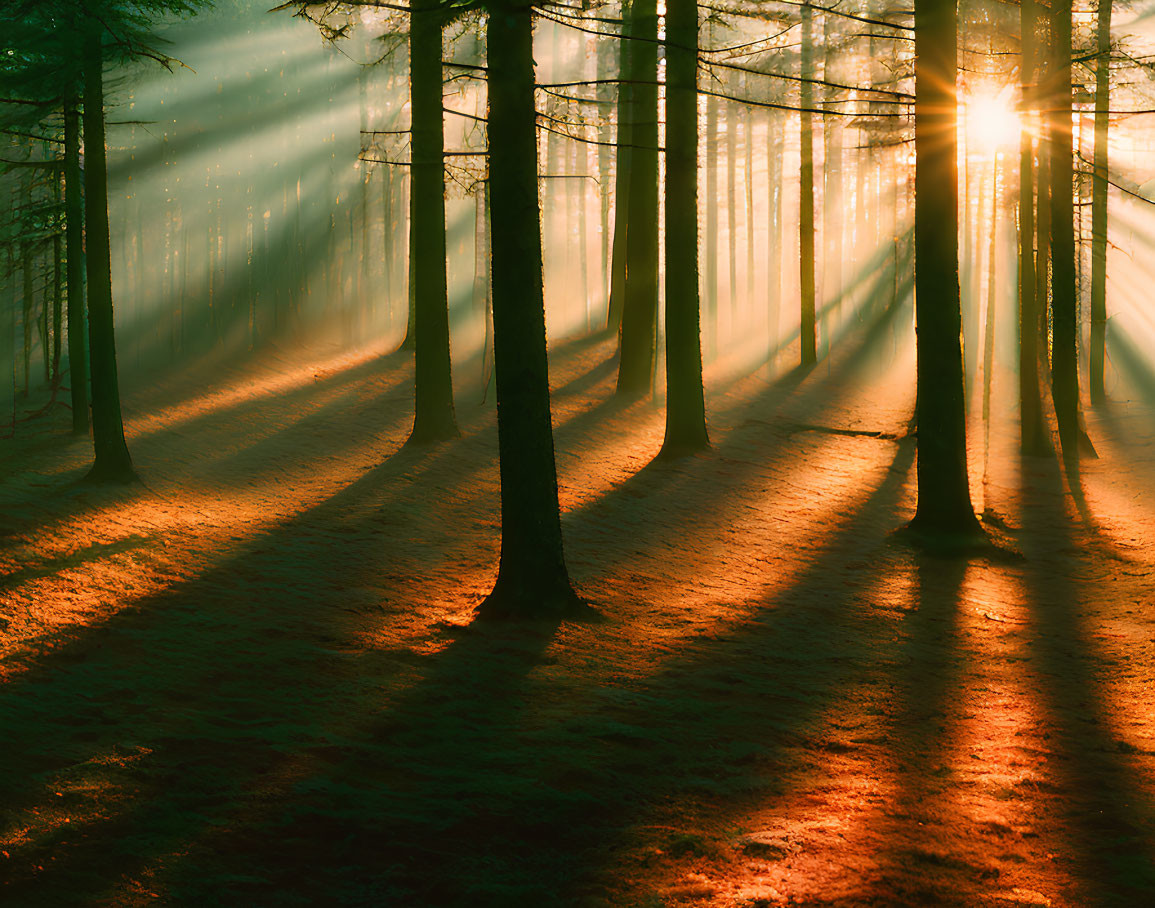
[
  {"xmin": 1048, "ymin": 0, "xmax": 1080, "ymax": 462},
  {"xmin": 1089, "ymin": 0, "xmax": 1111, "ymax": 404},
  {"xmin": 726, "ymin": 98, "xmax": 738, "ymax": 317},
  {"xmin": 64, "ymin": 98, "xmax": 88, "ymax": 434},
  {"xmin": 407, "ymin": 1, "xmax": 458, "ymax": 442},
  {"xmin": 766, "ymin": 108, "xmax": 783, "ymax": 360},
  {"xmin": 911, "ymin": 0, "xmax": 979, "ymax": 536},
  {"xmin": 20, "ymin": 238, "xmax": 32, "ymax": 398},
  {"xmin": 1018, "ymin": 0, "xmax": 1047, "ymax": 455},
  {"xmin": 479, "ymin": 0, "xmax": 583, "ymax": 619},
  {"xmin": 606, "ymin": 0, "xmax": 633, "ymax": 334},
  {"xmin": 822, "ymin": 10, "xmax": 843, "ymax": 340},
  {"xmin": 660, "ymin": 0, "xmax": 709, "ymax": 457},
  {"xmin": 799, "ymin": 2, "xmax": 817, "ymax": 365},
  {"xmin": 705, "ymin": 80, "xmax": 718, "ymax": 355},
  {"xmin": 82, "ymin": 29, "xmax": 135, "ymax": 481},
  {"xmin": 616, "ymin": 0, "xmax": 659, "ymax": 396}
]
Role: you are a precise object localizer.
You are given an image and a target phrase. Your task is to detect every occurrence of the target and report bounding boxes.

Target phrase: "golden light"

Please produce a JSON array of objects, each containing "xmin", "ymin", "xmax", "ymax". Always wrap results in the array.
[{"xmin": 964, "ymin": 87, "xmax": 1022, "ymax": 151}]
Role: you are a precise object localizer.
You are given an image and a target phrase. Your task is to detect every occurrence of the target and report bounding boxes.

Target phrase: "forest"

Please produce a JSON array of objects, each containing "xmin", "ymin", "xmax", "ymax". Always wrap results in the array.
[{"xmin": 2, "ymin": 0, "xmax": 1155, "ymax": 904}]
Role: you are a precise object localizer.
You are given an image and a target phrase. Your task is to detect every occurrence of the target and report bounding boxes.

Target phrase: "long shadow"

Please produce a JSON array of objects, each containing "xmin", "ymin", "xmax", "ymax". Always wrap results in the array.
[
  {"xmin": 0, "ymin": 415, "xmax": 917, "ymax": 905},
  {"xmin": 164, "ymin": 426, "xmax": 926, "ymax": 905},
  {"xmin": 871, "ymin": 554, "xmax": 976, "ymax": 904},
  {"xmin": 0, "ymin": 426, "xmax": 504, "ymax": 902},
  {"xmin": 0, "ymin": 350, "xmax": 414, "ymax": 546},
  {"xmin": 559, "ymin": 285, "xmax": 914, "ymax": 587},
  {"xmin": 0, "ymin": 535, "xmax": 157, "ymax": 592},
  {"xmin": 1019, "ymin": 452, "xmax": 1155, "ymax": 904}
]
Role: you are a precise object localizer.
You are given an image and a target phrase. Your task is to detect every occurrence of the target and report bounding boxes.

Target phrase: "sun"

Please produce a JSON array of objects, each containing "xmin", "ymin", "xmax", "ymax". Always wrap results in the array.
[{"xmin": 964, "ymin": 87, "xmax": 1022, "ymax": 151}]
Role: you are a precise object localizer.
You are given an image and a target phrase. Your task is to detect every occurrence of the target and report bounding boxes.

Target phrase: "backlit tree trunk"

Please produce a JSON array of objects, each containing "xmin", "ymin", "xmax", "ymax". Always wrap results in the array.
[
  {"xmin": 1018, "ymin": 0, "xmax": 1048, "ymax": 455},
  {"xmin": 407, "ymin": 1, "xmax": 458, "ymax": 442},
  {"xmin": 799, "ymin": 1, "xmax": 817, "ymax": 365},
  {"xmin": 1089, "ymin": 0, "xmax": 1111, "ymax": 404},
  {"xmin": 83, "ymin": 28, "xmax": 135, "ymax": 482},
  {"xmin": 616, "ymin": 0, "xmax": 659, "ymax": 396},
  {"xmin": 911, "ymin": 0, "xmax": 979, "ymax": 536},
  {"xmin": 606, "ymin": 0, "xmax": 633, "ymax": 334},
  {"xmin": 479, "ymin": 0, "xmax": 583, "ymax": 618},
  {"xmin": 660, "ymin": 0, "xmax": 708, "ymax": 457},
  {"xmin": 1048, "ymin": 0, "xmax": 1079, "ymax": 461}
]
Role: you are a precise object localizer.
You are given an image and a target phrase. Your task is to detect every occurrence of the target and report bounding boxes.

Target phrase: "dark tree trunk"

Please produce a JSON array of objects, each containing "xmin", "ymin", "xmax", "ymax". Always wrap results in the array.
[
  {"xmin": 1089, "ymin": 0, "xmax": 1111, "ymax": 404},
  {"xmin": 616, "ymin": 0, "xmax": 659, "ymax": 396},
  {"xmin": 21, "ymin": 240, "xmax": 31, "ymax": 397},
  {"xmin": 1018, "ymin": 0, "xmax": 1047, "ymax": 455},
  {"xmin": 726, "ymin": 98, "xmax": 737, "ymax": 315},
  {"xmin": 799, "ymin": 2, "xmax": 817, "ymax": 365},
  {"xmin": 606, "ymin": 0, "xmax": 633, "ymax": 334},
  {"xmin": 479, "ymin": 0, "xmax": 583, "ymax": 619},
  {"xmin": 1048, "ymin": 0, "xmax": 1079, "ymax": 462},
  {"xmin": 911, "ymin": 0, "xmax": 979, "ymax": 536},
  {"xmin": 822, "ymin": 10, "xmax": 843, "ymax": 337},
  {"xmin": 766, "ymin": 108, "xmax": 783, "ymax": 357},
  {"xmin": 407, "ymin": 1, "xmax": 458, "ymax": 442},
  {"xmin": 705, "ymin": 83, "xmax": 718, "ymax": 356},
  {"xmin": 83, "ymin": 30, "xmax": 135, "ymax": 481},
  {"xmin": 660, "ymin": 0, "xmax": 709, "ymax": 457}
]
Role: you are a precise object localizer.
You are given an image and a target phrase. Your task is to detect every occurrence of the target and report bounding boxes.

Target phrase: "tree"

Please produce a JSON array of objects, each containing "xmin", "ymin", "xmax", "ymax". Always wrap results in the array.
[
  {"xmin": 1088, "ymin": 0, "xmax": 1112, "ymax": 405},
  {"xmin": 910, "ymin": 0, "xmax": 981, "ymax": 538},
  {"xmin": 82, "ymin": 23, "xmax": 135, "ymax": 481},
  {"xmin": 798, "ymin": 1, "xmax": 817, "ymax": 366},
  {"xmin": 407, "ymin": 0, "xmax": 458, "ymax": 442},
  {"xmin": 659, "ymin": 0, "xmax": 708, "ymax": 457},
  {"xmin": 63, "ymin": 98, "xmax": 88, "ymax": 435},
  {"xmin": 605, "ymin": 0, "xmax": 632, "ymax": 335},
  {"xmin": 1018, "ymin": 0, "xmax": 1048, "ymax": 456},
  {"xmin": 1, "ymin": 8, "xmax": 88, "ymax": 432},
  {"xmin": 477, "ymin": 0, "xmax": 584, "ymax": 618},
  {"xmin": 1048, "ymin": 0, "xmax": 1080, "ymax": 463},
  {"xmin": 615, "ymin": 0, "xmax": 659, "ymax": 397},
  {"xmin": 277, "ymin": 0, "xmax": 458, "ymax": 443}
]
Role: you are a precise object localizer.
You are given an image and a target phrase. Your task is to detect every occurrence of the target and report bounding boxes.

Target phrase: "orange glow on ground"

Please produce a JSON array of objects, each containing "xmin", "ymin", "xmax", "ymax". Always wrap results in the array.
[{"xmin": 5, "ymin": 309, "xmax": 1155, "ymax": 905}]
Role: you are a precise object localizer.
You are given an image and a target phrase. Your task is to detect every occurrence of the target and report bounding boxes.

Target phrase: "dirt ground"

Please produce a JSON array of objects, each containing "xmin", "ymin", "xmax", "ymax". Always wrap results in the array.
[{"xmin": 2, "ymin": 303, "xmax": 1155, "ymax": 906}]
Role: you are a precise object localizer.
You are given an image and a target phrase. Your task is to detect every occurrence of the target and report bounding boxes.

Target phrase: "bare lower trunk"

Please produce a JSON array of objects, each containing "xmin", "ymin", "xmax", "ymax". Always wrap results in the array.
[
  {"xmin": 83, "ymin": 29, "xmax": 135, "ymax": 482},
  {"xmin": 661, "ymin": 0, "xmax": 709, "ymax": 457},
  {"xmin": 911, "ymin": 0, "xmax": 979, "ymax": 536},
  {"xmin": 1089, "ymin": 0, "xmax": 1111, "ymax": 404},
  {"xmin": 799, "ymin": 2, "xmax": 817, "ymax": 365},
  {"xmin": 479, "ymin": 0, "xmax": 583, "ymax": 618}
]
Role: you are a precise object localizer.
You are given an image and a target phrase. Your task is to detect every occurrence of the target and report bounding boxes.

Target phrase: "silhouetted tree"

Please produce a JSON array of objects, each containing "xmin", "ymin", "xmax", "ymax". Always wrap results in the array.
[
  {"xmin": 616, "ymin": 0, "xmax": 658, "ymax": 397},
  {"xmin": 407, "ymin": 0, "xmax": 458, "ymax": 442},
  {"xmin": 478, "ymin": 0, "xmax": 584, "ymax": 618},
  {"xmin": 659, "ymin": 0, "xmax": 708, "ymax": 457},
  {"xmin": 799, "ymin": 1, "xmax": 817, "ymax": 366},
  {"xmin": 911, "ymin": 0, "xmax": 981, "ymax": 537},
  {"xmin": 82, "ymin": 24, "xmax": 134, "ymax": 481},
  {"xmin": 1018, "ymin": 0, "xmax": 1047, "ymax": 456},
  {"xmin": 1048, "ymin": 0, "xmax": 1080, "ymax": 463},
  {"xmin": 1089, "ymin": 0, "xmax": 1111, "ymax": 405}
]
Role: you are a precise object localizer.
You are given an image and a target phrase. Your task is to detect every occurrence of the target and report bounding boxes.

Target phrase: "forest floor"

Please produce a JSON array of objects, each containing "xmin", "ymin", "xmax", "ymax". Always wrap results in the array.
[{"xmin": 2, "ymin": 302, "xmax": 1155, "ymax": 907}]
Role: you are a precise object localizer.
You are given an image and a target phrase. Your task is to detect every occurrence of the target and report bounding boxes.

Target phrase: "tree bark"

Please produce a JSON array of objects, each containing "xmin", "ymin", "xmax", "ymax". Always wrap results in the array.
[
  {"xmin": 799, "ymin": 2, "xmax": 817, "ymax": 365},
  {"xmin": 660, "ymin": 0, "xmax": 709, "ymax": 457},
  {"xmin": 911, "ymin": 0, "xmax": 979, "ymax": 536},
  {"xmin": 1018, "ymin": 0, "xmax": 1047, "ymax": 455},
  {"xmin": 1048, "ymin": 0, "xmax": 1080, "ymax": 462},
  {"xmin": 479, "ymin": 0, "xmax": 583, "ymax": 618},
  {"xmin": 1089, "ymin": 0, "xmax": 1111, "ymax": 404},
  {"xmin": 407, "ymin": 1, "xmax": 458, "ymax": 442},
  {"xmin": 82, "ymin": 29, "xmax": 135, "ymax": 482},
  {"xmin": 704, "ymin": 89, "xmax": 718, "ymax": 357},
  {"xmin": 606, "ymin": 0, "xmax": 633, "ymax": 334},
  {"xmin": 616, "ymin": 0, "xmax": 659, "ymax": 396}
]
